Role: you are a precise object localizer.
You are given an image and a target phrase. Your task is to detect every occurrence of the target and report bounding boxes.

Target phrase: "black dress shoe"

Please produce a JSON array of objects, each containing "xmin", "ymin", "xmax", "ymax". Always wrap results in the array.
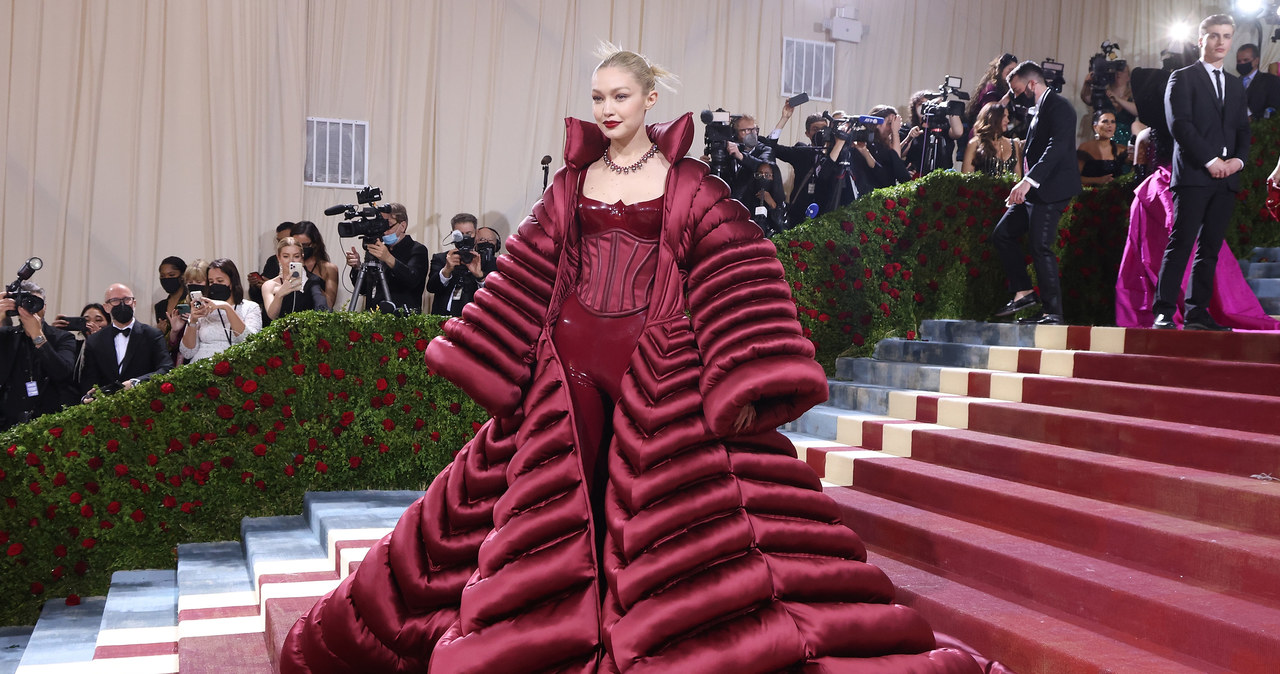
[
  {"xmin": 1151, "ymin": 313, "xmax": 1177, "ymax": 330},
  {"xmin": 995, "ymin": 293, "xmax": 1040, "ymax": 317},
  {"xmin": 1183, "ymin": 314, "xmax": 1232, "ymax": 331},
  {"xmin": 1016, "ymin": 312, "xmax": 1064, "ymax": 325}
]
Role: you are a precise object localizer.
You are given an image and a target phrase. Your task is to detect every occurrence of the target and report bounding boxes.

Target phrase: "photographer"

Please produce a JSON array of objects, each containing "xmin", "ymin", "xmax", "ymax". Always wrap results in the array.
[
  {"xmin": 51, "ymin": 303, "xmax": 109, "ymax": 394},
  {"xmin": 738, "ymin": 161, "xmax": 789, "ymax": 237},
  {"xmin": 726, "ymin": 115, "xmax": 775, "ymax": 202},
  {"xmin": 80, "ymin": 284, "xmax": 173, "ymax": 402},
  {"xmin": 1080, "ymin": 51, "xmax": 1142, "ymax": 147},
  {"xmin": 0, "ymin": 282, "xmax": 78, "ymax": 430},
  {"xmin": 850, "ymin": 106, "xmax": 912, "ymax": 191},
  {"xmin": 343, "ymin": 202, "xmax": 429, "ymax": 313},
  {"xmin": 763, "ymin": 100, "xmax": 832, "ymax": 224},
  {"xmin": 904, "ymin": 89, "xmax": 966, "ymax": 175},
  {"xmin": 428, "ymin": 213, "xmax": 500, "ymax": 317}
]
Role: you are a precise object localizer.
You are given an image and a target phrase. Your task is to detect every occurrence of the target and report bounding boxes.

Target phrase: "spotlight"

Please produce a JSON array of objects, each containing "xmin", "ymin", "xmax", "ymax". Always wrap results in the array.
[
  {"xmin": 1168, "ymin": 22, "xmax": 1192, "ymax": 42},
  {"xmin": 1236, "ymin": 0, "xmax": 1266, "ymax": 17}
]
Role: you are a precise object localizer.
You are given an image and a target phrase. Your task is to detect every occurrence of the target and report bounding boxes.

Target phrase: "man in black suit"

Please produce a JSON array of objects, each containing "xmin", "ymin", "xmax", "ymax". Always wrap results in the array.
[
  {"xmin": 0, "ymin": 282, "xmax": 78, "ymax": 429},
  {"xmin": 81, "ymin": 283, "xmax": 174, "ymax": 401},
  {"xmin": 1154, "ymin": 14, "xmax": 1250, "ymax": 331},
  {"xmin": 991, "ymin": 61, "xmax": 1082, "ymax": 325},
  {"xmin": 1236, "ymin": 43, "xmax": 1280, "ymax": 119},
  {"xmin": 343, "ymin": 202, "xmax": 429, "ymax": 313},
  {"xmin": 428, "ymin": 213, "xmax": 500, "ymax": 316}
]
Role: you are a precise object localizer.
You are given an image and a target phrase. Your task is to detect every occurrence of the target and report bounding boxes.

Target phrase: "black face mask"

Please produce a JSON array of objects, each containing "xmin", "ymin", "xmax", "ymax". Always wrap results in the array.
[
  {"xmin": 1238, "ymin": 62, "xmax": 1255, "ymax": 77},
  {"xmin": 110, "ymin": 303, "xmax": 134, "ymax": 325},
  {"xmin": 187, "ymin": 284, "xmax": 205, "ymax": 295},
  {"xmin": 755, "ymin": 175, "xmax": 774, "ymax": 192},
  {"xmin": 160, "ymin": 277, "xmax": 183, "ymax": 294},
  {"xmin": 302, "ymin": 246, "xmax": 315, "ymax": 259},
  {"xmin": 1015, "ymin": 91, "xmax": 1035, "ymax": 108},
  {"xmin": 206, "ymin": 283, "xmax": 232, "ymax": 302}
]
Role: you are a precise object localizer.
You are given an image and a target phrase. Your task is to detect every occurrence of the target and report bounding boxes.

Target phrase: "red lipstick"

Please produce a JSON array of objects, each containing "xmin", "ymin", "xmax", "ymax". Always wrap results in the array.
[{"xmin": 603, "ymin": 121, "xmax": 621, "ymax": 129}]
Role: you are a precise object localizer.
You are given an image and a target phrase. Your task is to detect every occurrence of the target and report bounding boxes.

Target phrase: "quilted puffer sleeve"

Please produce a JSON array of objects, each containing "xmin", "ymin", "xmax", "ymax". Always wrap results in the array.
[
  {"xmin": 425, "ymin": 192, "xmax": 561, "ymax": 417},
  {"xmin": 684, "ymin": 171, "xmax": 828, "ymax": 436}
]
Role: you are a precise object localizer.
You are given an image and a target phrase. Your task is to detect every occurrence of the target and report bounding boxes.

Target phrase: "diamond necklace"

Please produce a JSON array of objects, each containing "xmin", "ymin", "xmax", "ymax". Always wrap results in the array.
[{"xmin": 603, "ymin": 143, "xmax": 659, "ymax": 174}]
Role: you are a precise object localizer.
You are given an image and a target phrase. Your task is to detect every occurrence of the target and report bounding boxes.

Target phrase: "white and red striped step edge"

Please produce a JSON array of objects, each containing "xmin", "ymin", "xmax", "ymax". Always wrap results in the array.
[{"xmin": 174, "ymin": 528, "xmax": 389, "ymax": 641}]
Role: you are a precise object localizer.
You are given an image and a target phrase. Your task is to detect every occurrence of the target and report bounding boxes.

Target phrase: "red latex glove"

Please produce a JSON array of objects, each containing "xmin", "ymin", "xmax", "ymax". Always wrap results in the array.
[{"xmin": 1267, "ymin": 179, "xmax": 1280, "ymax": 222}]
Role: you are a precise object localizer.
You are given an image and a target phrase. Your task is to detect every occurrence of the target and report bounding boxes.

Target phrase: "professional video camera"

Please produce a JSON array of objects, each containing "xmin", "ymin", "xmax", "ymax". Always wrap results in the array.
[
  {"xmin": 1088, "ymin": 42, "xmax": 1125, "ymax": 109},
  {"xmin": 700, "ymin": 108, "xmax": 741, "ymax": 182},
  {"xmin": 822, "ymin": 110, "xmax": 884, "ymax": 145},
  {"xmin": 328, "ymin": 186, "xmax": 393, "ymax": 242},
  {"xmin": 325, "ymin": 186, "xmax": 397, "ymax": 312},
  {"xmin": 920, "ymin": 75, "xmax": 970, "ymax": 129},
  {"xmin": 4, "ymin": 257, "xmax": 44, "ymax": 318}
]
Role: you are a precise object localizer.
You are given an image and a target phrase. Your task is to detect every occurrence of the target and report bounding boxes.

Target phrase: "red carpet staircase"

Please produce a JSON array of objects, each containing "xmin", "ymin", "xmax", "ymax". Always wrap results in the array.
[
  {"xmin": 5, "ymin": 319, "xmax": 1279, "ymax": 673},
  {"xmin": 784, "ymin": 319, "xmax": 1280, "ymax": 674}
]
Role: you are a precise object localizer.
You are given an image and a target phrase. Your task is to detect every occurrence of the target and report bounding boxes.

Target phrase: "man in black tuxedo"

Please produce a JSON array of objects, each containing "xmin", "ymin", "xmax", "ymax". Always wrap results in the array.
[
  {"xmin": 81, "ymin": 283, "xmax": 173, "ymax": 401},
  {"xmin": 427, "ymin": 213, "xmax": 500, "ymax": 316},
  {"xmin": 1236, "ymin": 43, "xmax": 1280, "ymax": 119},
  {"xmin": 1154, "ymin": 15, "xmax": 1250, "ymax": 331},
  {"xmin": 991, "ymin": 61, "xmax": 1082, "ymax": 325}
]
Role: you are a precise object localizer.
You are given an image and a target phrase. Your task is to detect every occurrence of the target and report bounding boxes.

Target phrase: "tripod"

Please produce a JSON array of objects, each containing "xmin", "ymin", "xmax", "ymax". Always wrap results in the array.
[
  {"xmin": 915, "ymin": 127, "xmax": 950, "ymax": 175},
  {"xmin": 347, "ymin": 244, "xmax": 396, "ymax": 313}
]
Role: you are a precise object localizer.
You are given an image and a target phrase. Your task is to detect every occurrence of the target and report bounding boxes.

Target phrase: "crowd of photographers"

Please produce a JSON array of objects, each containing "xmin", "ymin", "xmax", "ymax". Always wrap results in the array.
[
  {"xmin": 704, "ymin": 37, "xmax": 1255, "ymax": 235},
  {"xmin": 0, "ymin": 199, "xmax": 501, "ymax": 431}
]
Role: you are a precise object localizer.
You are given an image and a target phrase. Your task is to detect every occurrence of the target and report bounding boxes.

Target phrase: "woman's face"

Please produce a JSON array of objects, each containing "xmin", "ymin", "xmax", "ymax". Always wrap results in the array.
[
  {"xmin": 277, "ymin": 244, "xmax": 303, "ymax": 268},
  {"xmin": 591, "ymin": 66, "xmax": 657, "ymax": 144},
  {"xmin": 159, "ymin": 264, "xmax": 182, "ymax": 281},
  {"xmin": 999, "ymin": 109, "xmax": 1010, "ymax": 132},
  {"xmin": 1000, "ymin": 62, "xmax": 1016, "ymax": 82},
  {"xmin": 1095, "ymin": 113, "xmax": 1117, "ymax": 139},
  {"xmin": 83, "ymin": 308, "xmax": 109, "ymax": 335},
  {"xmin": 293, "ymin": 233, "xmax": 312, "ymax": 249},
  {"xmin": 207, "ymin": 268, "xmax": 231, "ymax": 288}
]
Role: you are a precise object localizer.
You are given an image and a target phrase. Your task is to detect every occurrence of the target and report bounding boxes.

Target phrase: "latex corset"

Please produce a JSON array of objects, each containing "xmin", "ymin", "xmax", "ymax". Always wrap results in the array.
[{"xmin": 574, "ymin": 193, "xmax": 664, "ymax": 316}]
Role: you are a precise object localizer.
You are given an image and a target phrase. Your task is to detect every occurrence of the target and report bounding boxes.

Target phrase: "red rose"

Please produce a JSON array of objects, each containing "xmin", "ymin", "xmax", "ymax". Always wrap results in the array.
[
  {"xmin": 348, "ymin": 330, "xmax": 362, "ymax": 342},
  {"xmin": 216, "ymin": 404, "xmax": 234, "ymax": 420},
  {"xmin": 65, "ymin": 595, "xmax": 81, "ymax": 606},
  {"xmin": 318, "ymin": 363, "xmax": 331, "ymax": 377},
  {"xmin": 81, "ymin": 425, "xmax": 95, "ymax": 436},
  {"xmin": 25, "ymin": 453, "xmax": 39, "ymax": 467},
  {"xmin": 69, "ymin": 492, "xmax": 82, "ymax": 505},
  {"xmin": 106, "ymin": 501, "xmax": 121, "ymax": 515},
  {"xmin": 267, "ymin": 356, "xmax": 284, "ymax": 368},
  {"xmin": 253, "ymin": 366, "xmax": 267, "ymax": 376},
  {"xmin": 348, "ymin": 457, "xmax": 362, "ymax": 469},
  {"xmin": 398, "ymin": 347, "xmax": 410, "ymax": 359},
  {"xmin": 396, "ymin": 374, "xmax": 407, "ymax": 386},
  {"xmin": 241, "ymin": 380, "xmax": 258, "ymax": 394},
  {"xmin": 160, "ymin": 382, "xmax": 175, "ymax": 395},
  {"xmin": 80, "ymin": 505, "xmax": 93, "ymax": 518},
  {"xmin": 130, "ymin": 509, "xmax": 145, "ymax": 523},
  {"xmin": 317, "ymin": 338, "xmax": 332, "ymax": 353},
  {"xmin": 242, "ymin": 400, "xmax": 256, "ymax": 412},
  {"xmin": 106, "ymin": 439, "xmax": 120, "ymax": 453},
  {"xmin": 865, "ymin": 211, "xmax": 877, "ymax": 221},
  {"xmin": 382, "ymin": 419, "xmax": 396, "ymax": 432},
  {"xmin": 448, "ymin": 402, "xmax": 461, "ymax": 414},
  {"xmin": 907, "ymin": 330, "xmax": 917, "ymax": 340},
  {"xmin": 146, "ymin": 454, "xmax": 158, "ymax": 466},
  {"xmin": 162, "ymin": 496, "xmax": 177, "ymax": 508},
  {"xmin": 30, "ymin": 582, "xmax": 43, "ymax": 594},
  {"xmin": 315, "ymin": 461, "xmax": 328, "ymax": 474},
  {"xmin": 799, "ymin": 241, "xmax": 815, "ymax": 251},
  {"xmin": 379, "ymin": 444, "xmax": 389, "ymax": 454},
  {"xmin": 333, "ymin": 369, "xmax": 345, "ymax": 380},
  {"xmin": 253, "ymin": 444, "xmax": 268, "ymax": 457},
  {"xmin": 213, "ymin": 361, "xmax": 232, "ymax": 376},
  {"xmin": 180, "ymin": 502, "xmax": 193, "ymax": 514},
  {"xmin": 883, "ymin": 198, "xmax": 896, "ymax": 210},
  {"xmin": 53, "ymin": 472, "xmax": 67, "ymax": 486},
  {"xmin": 284, "ymin": 465, "xmax": 295, "ymax": 477},
  {"xmin": 81, "ymin": 538, "xmax": 96, "ymax": 549},
  {"xmin": 292, "ymin": 364, "xmax": 306, "ymax": 376},
  {"xmin": 340, "ymin": 411, "xmax": 355, "ymax": 427},
  {"xmin": 852, "ymin": 333, "xmax": 865, "ymax": 346},
  {"xmin": 49, "ymin": 427, "xmax": 63, "ymax": 438},
  {"xmin": 7, "ymin": 543, "xmax": 22, "ymax": 556},
  {"xmin": 259, "ymin": 393, "xmax": 274, "ymax": 408},
  {"xmin": 415, "ymin": 339, "xmax": 428, "ymax": 352},
  {"xmin": 430, "ymin": 432, "xmax": 441, "ymax": 442}
]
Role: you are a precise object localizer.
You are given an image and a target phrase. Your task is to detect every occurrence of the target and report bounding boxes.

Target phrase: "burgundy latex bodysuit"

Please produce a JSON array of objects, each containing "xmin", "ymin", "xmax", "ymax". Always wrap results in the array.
[{"xmin": 554, "ymin": 191, "xmax": 663, "ymax": 501}]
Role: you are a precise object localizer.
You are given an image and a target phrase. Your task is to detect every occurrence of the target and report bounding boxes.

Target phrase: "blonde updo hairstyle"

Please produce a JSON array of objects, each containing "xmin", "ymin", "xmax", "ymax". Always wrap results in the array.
[{"xmin": 593, "ymin": 41, "xmax": 679, "ymax": 94}]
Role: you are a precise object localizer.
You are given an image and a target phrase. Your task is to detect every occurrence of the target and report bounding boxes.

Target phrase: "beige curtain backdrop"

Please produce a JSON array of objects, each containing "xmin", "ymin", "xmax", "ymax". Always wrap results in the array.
[{"xmin": 1, "ymin": 0, "xmax": 1242, "ymax": 315}]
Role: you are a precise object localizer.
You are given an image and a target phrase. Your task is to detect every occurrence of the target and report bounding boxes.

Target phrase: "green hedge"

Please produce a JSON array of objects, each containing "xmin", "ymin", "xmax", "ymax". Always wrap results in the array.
[
  {"xmin": 0, "ymin": 312, "xmax": 485, "ymax": 626},
  {"xmin": 779, "ymin": 117, "xmax": 1280, "ymax": 371}
]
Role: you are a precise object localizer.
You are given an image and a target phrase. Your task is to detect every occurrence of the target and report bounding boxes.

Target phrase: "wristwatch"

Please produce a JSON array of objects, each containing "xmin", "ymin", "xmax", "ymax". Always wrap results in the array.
[{"xmin": 31, "ymin": 334, "xmax": 47, "ymax": 348}]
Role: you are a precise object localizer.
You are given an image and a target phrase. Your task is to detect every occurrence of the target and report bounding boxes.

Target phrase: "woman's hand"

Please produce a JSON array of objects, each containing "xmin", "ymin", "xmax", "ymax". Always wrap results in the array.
[
  {"xmin": 732, "ymin": 404, "xmax": 757, "ymax": 434},
  {"xmin": 190, "ymin": 299, "xmax": 213, "ymax": 320}
]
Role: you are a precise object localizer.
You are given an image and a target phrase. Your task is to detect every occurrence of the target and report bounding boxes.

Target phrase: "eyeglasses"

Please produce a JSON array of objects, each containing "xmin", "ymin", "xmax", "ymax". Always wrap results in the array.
[
  {"xmin": 739, "ymin": 126, "xmax": 760, "ymax": 135},
  {"xmin": 104, "ymin": 297, "xmax": 135, "ymax": 307}
]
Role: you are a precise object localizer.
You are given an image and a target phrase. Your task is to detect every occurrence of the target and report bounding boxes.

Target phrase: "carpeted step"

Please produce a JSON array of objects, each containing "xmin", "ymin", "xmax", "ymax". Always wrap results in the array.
[
  {"xmin": 264, "ymin": 596, "xmax": 322, "ymax": 674},
  {"xmin": 902, "ymin": 426, "xmax": 1280, "ymax": 537},
  {"xmin": 91, "ymin": 569, "xmax": 178, "ymax": 673},
  {"xmin": 849, "ymin": 457, "xmax": 1280, "ymax": 604},
  {"xmin": 177, "ymin": 633, "xmax": 272, "ymax": 674},
  {"xmin": 869, "ymin": 339, "xmax": 1280, "ymax": 397},
  {"xmin": 869, "ymin": 551, "xmax": 1226, "ymax": 674},
  {"xmin": 828, "ymin": 487, "xmax": 1280, "ymax": 672},
  {"xmin": 15, "ymin": 597, "xmax": 105, "ymax": 674}
]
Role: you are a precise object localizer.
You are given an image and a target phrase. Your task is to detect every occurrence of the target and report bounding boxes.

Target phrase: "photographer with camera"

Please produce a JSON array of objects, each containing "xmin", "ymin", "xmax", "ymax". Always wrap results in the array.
[
  {"xmin": 763, "ymin": 100, "xmax": 832, "ymax": 224},
  {"xmin": 848, "ymin": 106, "xmax": 912, "ymax": 191},
  {"xmin": 1080, "ymin": 43, "xmax": 1142, "ymax": 147},
  {"xmin": 0, "ymin": 279, "xmax": 78, "ymax": 430},
  {"xmin": 51, "ymin": 303, "xmax": 109, "ymax": 393},
  {"xmin": 262, "ymin": 237, "xmax": 331, "ymax": 319},
  {"xmin": 342, "ymin": 201, "xmax": 429, "ymax": 313},
  {"xmin": 738, "ymin": 161, "xmax": 789, "ymax": 237},
  {"xmin": 427, "ymin": 213, "xmax": 500, "ymax": 317},
  {"xmin": 80, "ymin": 283, "xmax": 173, "ymax": 403},
  {"xmin": 725, "ymin": 114, "xmax": 776, "ymax": 202},
  {"xmin": 904, "ymin": 88, "xmax": 967, "ymax": 175}
]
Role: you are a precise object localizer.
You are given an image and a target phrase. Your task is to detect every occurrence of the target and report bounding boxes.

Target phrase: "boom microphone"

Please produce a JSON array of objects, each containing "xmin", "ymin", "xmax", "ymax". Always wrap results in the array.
[
  {"xmin": 324, "ymin": 203, "xmax": 353, "ymax": 216},
  {"xmin": 541, "ymin": 155, "xmax": 553, "ymax": 166}
]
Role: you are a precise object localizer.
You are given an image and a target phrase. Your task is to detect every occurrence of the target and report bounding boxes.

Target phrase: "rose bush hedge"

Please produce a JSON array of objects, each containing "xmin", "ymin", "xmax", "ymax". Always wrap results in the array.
[{"xmin": 0, "ymin": 312, "xmax": 485, "ymax": 625}]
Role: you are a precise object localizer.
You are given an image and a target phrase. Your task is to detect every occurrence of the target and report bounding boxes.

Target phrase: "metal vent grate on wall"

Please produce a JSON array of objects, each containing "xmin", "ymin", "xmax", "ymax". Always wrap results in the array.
[
  {"xmin": 782, "ymin": 37, "xmax": 835, "ymax": 102},
  {"xmin": 305, "ymin": 118, "xmax": 368, "ymax": 188}
]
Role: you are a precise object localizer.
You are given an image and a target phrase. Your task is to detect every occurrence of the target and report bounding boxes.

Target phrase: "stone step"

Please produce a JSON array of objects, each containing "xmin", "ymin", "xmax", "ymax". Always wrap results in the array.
[
  {"xmin": 871, "ymin": 338, "xmax": 989, "ymax": 370},
  {"xmin": 15, "ymin": 598, "xmax": 106, "ymax": 674},
  {"xmin": 1246, "ymin": 261, "xmax": 1280, "ymax": 278},
  {"xmin": 1247, "ymin": 246, "xmax": 1280, "ymax": 263},
  {"xmin": 835, "ymin": 357, "xmax": 943, "ymax": 390},
  {"xmin": 176, "ymin": 542, "xmax": 257, "ymax": 638},
  {"xmin": 92, "ymin": 569, "xmax": 178, "ymax": 673},
  {"xmin": 0, "ymin": 627, "xmax": 33, "ymax": 674},
  {"xmin": 301, "ymin": 490, "xmax": 420, "ymax": 580},
  {"xmin": 918, "ymin": 319, "xmax": 1038, "ymax": 347},
  {"xmin": 1246, "ymin": 277, "xmax": 1280, "ymax": 298}
]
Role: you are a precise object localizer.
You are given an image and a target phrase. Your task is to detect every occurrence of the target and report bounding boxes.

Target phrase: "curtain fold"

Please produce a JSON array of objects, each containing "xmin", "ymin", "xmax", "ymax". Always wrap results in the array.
[{"xmin": 0, "ymin": 0, "xmax": 1235, "ymax": 316}]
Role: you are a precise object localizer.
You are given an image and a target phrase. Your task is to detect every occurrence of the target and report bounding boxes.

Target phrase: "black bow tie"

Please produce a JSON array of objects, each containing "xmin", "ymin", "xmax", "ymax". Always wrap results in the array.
[{"xmin": 113, "ymin": 327, "xmax": 132, "ymax": 338}]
